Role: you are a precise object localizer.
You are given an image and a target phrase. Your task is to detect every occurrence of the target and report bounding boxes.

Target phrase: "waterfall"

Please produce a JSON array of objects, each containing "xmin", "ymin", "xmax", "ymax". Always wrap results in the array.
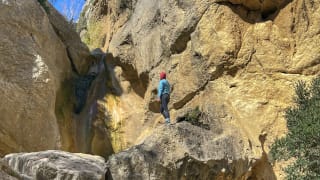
[{"xmin": 73, "ymin": 53, "xmax": 110, "ymax": 155}]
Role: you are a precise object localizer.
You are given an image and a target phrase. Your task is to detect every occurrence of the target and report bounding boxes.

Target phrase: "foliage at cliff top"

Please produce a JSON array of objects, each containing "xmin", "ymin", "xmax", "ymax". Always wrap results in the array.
[{"xmin": 270, "ymin": 77, "xmax": 320, "ymax": 179}]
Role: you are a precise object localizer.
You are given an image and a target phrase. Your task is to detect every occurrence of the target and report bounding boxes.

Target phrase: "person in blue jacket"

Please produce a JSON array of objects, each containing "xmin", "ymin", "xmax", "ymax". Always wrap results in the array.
[{"xmin": 157, "ymin": 72, "xmax": 171, "ymax": 124}]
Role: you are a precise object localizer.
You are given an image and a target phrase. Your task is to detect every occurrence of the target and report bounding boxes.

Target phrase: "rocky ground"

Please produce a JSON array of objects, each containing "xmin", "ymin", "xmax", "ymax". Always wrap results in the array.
[{"xmin": 0, "ymin": 122, "xmax": 275, "ymax": 180}]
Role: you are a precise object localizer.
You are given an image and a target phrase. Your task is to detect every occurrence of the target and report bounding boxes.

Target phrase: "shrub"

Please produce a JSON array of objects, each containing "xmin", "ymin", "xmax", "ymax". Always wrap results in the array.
[
  {"xmin": 270, "ymin": 77, "xmax": 320, "ymax": 179},
  {"xmin": 81, "ymin": 21, "xmax": 105, "ymax": 50}
]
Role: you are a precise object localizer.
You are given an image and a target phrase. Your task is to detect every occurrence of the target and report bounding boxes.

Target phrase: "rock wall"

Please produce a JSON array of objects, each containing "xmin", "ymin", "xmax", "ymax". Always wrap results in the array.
[
  {"xmin": 0, "ymin": 0, "xmax": 92, "ymax": 155},
  {"xmin": 78, "ymin": 0, "xmax": 320, "ymax": 176}
]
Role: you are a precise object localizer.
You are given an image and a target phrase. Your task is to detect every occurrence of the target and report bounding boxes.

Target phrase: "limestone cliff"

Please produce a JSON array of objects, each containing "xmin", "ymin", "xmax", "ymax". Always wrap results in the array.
[
  {"xmin": 1, "ymin": 0, "xmax": 319, "ymax": 179},
  {"xmin": 78, "ymin": 0, "xmax": 320, "ymax": 178},
  {"xmin": 0, "ymin": 0, "xmax": 92, "ymax": 155}
]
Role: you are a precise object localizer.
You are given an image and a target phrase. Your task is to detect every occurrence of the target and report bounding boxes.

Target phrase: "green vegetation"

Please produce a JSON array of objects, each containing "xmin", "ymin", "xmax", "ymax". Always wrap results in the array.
[
  {"xmin": 81, "ymin": 21, "xmax": 105, "ymax": 50},
  {"xmin": 38, "ymin": 0, "xmax": 50, "ymax": 13},
  {"xmin": 270, "ymin": 77, "xmax": 320, "ymax": 179}
]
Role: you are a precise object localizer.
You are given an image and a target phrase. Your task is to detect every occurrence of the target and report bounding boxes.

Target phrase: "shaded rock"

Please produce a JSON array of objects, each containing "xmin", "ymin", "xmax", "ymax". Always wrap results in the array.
[
  {"xmin": 216, "ymin": 0, "xmax": 289, "ymax": 18},
  {"xmin": 3, "ymin": 150, "xmax": 107, "ymax": 180}
]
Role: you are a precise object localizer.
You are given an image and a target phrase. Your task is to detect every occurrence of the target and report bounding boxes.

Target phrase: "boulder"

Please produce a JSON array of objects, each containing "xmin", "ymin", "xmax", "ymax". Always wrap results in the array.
[
  {"xmin": 3, "ymin": 150, "xmax": 107, "ymax": 180},
  {"xmin": 107, "ymin": 122, "xmax": 276, "ymax": 179}
]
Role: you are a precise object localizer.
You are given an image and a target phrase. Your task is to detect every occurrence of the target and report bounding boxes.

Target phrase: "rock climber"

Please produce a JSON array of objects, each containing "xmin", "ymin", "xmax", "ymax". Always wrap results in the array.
[{"xmin": 157, "ymin": 72, "xmax": 171, "ymax": 124}]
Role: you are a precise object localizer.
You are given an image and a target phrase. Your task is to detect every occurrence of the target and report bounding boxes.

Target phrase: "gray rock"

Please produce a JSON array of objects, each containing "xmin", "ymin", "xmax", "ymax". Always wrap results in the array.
[
  {"xmin": 3, "ymin": 150, "xmax": 107, "ymax": 180},
  {"xmin": 107, "ymin": 122, "xmax": 251, "ymax": 179}
]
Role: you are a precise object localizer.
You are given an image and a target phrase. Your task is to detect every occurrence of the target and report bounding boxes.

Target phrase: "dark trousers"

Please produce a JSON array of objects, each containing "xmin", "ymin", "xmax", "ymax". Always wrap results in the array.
[{"xmin": 160, "ymin": 94, "xmax": 170, "ymax": 119}]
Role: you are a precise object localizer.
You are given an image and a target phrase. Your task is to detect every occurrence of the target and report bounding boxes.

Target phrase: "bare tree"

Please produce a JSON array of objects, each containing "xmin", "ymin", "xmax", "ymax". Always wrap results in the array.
[
  {"xmin": 48, "ymin": 0, "xmax": 84, "ymax": 22},
  {"xmin": 62, "ymin": 0, "xmax": 84, "ymax": 22}
]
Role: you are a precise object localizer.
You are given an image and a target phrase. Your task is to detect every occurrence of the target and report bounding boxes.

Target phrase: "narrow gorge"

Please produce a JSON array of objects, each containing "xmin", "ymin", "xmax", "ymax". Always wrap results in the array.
[{"xmin": 1, "ymin": 0, "xmax": 320, "ymax": 179}]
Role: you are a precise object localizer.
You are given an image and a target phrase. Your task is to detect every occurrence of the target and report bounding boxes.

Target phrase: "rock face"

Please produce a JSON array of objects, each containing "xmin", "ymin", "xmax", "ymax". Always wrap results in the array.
[
  {"xmin": 3, "ymin": 150, "xmax": 106, "ymax": 180},
  {"xmin": 78, "ymin": 0, "xmax": 320, "ymax": 177},
  {"xmin": 0, "ymin": 0, "xmax": 92, "ymax": 155}
]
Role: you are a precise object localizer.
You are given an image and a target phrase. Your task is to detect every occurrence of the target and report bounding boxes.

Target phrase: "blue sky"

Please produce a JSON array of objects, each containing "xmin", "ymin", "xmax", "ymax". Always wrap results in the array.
[{"xmin": 49, "ymin": 0, "xmax": 86, "ymax": 21}]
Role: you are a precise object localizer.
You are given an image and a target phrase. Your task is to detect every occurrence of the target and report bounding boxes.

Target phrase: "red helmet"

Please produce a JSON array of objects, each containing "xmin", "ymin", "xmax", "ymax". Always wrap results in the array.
[{"xmin": 160, "ymin": 72, "xmax": 166, "ymax": 79}]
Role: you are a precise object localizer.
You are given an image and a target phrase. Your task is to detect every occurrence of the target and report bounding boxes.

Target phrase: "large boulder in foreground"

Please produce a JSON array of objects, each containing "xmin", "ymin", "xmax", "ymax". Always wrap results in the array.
[
  {"xmin": 107, "ymin": 122, "xmax": 276, "ymax": 179},
  {"xmin": 3, "ymin": 150, "xmax": 106, "ymax": 180}
]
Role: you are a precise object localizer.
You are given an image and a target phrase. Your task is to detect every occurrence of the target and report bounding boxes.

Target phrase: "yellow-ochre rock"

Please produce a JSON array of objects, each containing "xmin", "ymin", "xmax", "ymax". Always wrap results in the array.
[
  {"xmin": 1, "ymin": 0, "xmax": 319, "ymax": 179},
  {"xmin": 78, "ymin": 0, "xmax": 319, "ymax": 178}
]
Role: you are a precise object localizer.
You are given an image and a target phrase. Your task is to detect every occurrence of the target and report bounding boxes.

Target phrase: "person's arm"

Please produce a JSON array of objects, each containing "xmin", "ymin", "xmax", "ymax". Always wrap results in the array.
[{"xmin": 158, "ymin": 81, "xmax": 163, "ymax": 98}]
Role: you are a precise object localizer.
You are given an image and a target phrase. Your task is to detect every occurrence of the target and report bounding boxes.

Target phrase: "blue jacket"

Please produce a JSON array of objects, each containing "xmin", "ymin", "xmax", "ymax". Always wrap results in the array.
[{"xmin": 158, "ymin": 79, "xmax": 170, "ymax": 98}]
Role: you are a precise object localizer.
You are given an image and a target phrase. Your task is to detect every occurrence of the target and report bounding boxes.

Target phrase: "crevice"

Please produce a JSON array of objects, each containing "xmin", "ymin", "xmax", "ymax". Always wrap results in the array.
[
  {"xmin": 173, "ymin": 63, "xmax": 225, "ymax": 110},
  {"xmin": 105, "ymin": 168, "xmax": 113, "ymax": 180},
  {"xmin": 301, "ymin": 0, "xmax": 310, "ymax": 32},
  {"xmin": 119, "ymin": 34, "xmax": 132, "ymax": 46},
  {"xmin": 74, "ymin": 73, "xmax": 97, "ymax": 114},
  {"xmin": 170, "ymin": 4, "xmax": 212, "ymax": 55},
  {"xmin": 50, "ymin": 21, "xmax": 82, "ymax": 75},
  {"xmin": 241, "ymin": 48, "xmax": 256, "ymax": 73},
  {"xmin": 246, "ymin": 49, "xmax": 256, "ymax": 67},
  {"xmin": 170, "ymin": 27, "xmax": 195, "ymax": 54},
  {"xmin": 66, "ymin": 47, "xmax": 80, "ymax": 75},
  {"xmin": 173, "ymin": 91, "xmax": 198, "ymax": 110}
]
